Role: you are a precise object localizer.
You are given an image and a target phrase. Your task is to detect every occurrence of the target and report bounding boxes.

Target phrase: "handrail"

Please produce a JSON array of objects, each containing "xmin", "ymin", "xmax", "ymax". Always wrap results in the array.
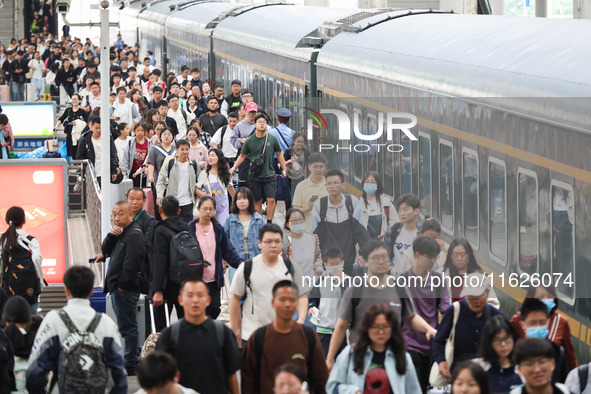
[{"xmin": 84, "ymin": 161, "xmax": 103, "ymax": 257}]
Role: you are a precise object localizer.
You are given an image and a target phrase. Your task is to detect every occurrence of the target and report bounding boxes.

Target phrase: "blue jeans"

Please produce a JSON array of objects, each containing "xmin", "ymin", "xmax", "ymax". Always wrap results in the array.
[
  {"xmin": 111, "ymin": 289, "xmax": 140, "ymax": 369},
  {"xmin": 11, "ymin": 81, "xmax": 24, "ymax": 101}
]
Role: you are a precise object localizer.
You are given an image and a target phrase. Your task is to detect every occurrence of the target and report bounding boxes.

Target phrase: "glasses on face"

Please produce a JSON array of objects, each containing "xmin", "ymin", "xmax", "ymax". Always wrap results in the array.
[
  {"xmin": 452, "ymin": 253, "xmax": 468, "ymax": 259},
  {"xmin": 369, "ymin": 324, "xmax": 392, "ymax": 332},
  {"xmin": 520, "ymin": 357, "xmax": 551, "ymax": 369},
  {"xmin": 200, "ymin": 207, "xmax": 215, "ymax": 212},
  {"xmin": 368, "ymin": 253, "xmax": 389, "ymax": 262},
  {"xmin": 256, "ymin": 121, "xmax": 267, "ymax": 125},
  {"xmin": 290, "ymin": 219, "xmax": 304, "ymax": 224},
  {"xmin": 262, "ymin": 240, "xmax": 282, "ymax": 245},
  {"xmin": 492, "ymin": 336, "xmax": 513, "ymax": 345}
]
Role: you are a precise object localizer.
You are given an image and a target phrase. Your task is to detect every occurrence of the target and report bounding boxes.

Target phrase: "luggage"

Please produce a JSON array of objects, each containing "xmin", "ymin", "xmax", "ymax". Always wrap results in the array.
[
  {"xmin": 140, "ymin": 302, "xmax": 170, "ymax": 359},
  {"xmin": 110, "ymin": 178, "xmax": 132, "ymax": 205},
  {"xmin": 25, "ymin": 83, "xmax": 36, "ymax": 101},
  {"xmin": 42, "ymin": 151, "xmax": 61, "ymax": 158},
  {"xmin": 106, "ymin": 293, "xmax": 150, "ymax": 345},
  {"xmin": 89, "ymin": 287, "xmax": 107, "ymax": 313},
  {"xmin": 140, "ymin": 168, "xmax": 154, "ymax": 216},
  {"xmin": 0, "ymin": 85, "xmax": 9, "ymax": 101}
]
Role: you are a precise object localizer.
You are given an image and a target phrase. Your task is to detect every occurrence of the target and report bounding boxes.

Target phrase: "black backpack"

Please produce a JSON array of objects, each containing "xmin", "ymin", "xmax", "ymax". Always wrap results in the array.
[
  {"xmin": 167, "ymin": 230, "xmax": 205, "ymax": 285},
  {"xmin": 1, "ymin": 236, "xmax": 41, "ymax": 304},
  {"xmin": 0, "ymin": 336, "xmax": 15, "ymax": 394},
  {"xmin": 318, "ymin": 194, "xmax": 354, "ymax": 222},
  {"xmin": 167, "ymin": 158, "xmax": 198, "ymax": 178},
  {"xmin": 242, "ymin": 258, "xmax": 293, "ymax": 315},
  {"xmin": 57, "ymin": 310, "xmax": 108, "ymax": 394}
]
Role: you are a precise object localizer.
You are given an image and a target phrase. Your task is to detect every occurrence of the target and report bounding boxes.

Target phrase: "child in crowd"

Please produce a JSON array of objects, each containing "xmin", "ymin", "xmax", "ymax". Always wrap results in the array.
[{"xmin": 308, "ymin": 247, "xmax": 348, "ymax": 356}]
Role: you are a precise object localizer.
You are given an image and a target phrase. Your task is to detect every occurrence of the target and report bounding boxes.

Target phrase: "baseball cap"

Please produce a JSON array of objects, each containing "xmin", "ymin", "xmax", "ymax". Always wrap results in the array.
[
  {"xmin": 460, "ymin": 272, "xmax": 491, "ymax": 298},
  {"xmin": 245, "ymin": 102, "xmax": 258, "ymax": 112}
]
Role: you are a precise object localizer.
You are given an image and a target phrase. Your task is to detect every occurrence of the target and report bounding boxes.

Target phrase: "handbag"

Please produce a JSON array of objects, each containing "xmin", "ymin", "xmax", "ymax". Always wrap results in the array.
[
  {"xmin": 249, "ymin": 133, "xmax": 268, "ymax": 177},
  {"xmin": 429, "ymin": 301, "xmax": 460, "ymax": 388}
]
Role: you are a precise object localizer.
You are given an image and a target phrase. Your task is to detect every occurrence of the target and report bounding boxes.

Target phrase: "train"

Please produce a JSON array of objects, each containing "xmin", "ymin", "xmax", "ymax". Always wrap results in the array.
[{"xmin": 113, "ymin": 0, "xmax": 591, "ymax": 361}]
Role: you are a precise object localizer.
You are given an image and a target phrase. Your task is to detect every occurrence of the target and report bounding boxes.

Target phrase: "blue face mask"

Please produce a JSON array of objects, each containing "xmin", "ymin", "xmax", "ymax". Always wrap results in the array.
[
  {"xmin": 363, "ymin": 183, "xmax": 378, "ymax": 195},
  {"xmin": 526, "ymin": 326, "xmax": 549, "ymax": 339},
  {"xmin": 542, "ymin": 299, "xmax": 556, "ymax": 313}
]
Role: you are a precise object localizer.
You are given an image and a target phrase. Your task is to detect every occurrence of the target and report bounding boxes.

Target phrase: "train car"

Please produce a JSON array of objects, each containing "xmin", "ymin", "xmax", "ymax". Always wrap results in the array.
[
  {"xmin": 315, "ymin": 11, "xmax": 591, "ymax": 360},
  {"xmin": 137, "ymin": 0, "xmax": 179, "ymax": 73},
  {"xmin": 114, "ymin": 0, "xmax": 145, "ymax": 47},
  {"xmin": 165, "ymin": 1, "xmax": 242, "ymax": 80},
  {"xmin": 211, "ymin": 4, "xmax": 367, "ymax": 131}
]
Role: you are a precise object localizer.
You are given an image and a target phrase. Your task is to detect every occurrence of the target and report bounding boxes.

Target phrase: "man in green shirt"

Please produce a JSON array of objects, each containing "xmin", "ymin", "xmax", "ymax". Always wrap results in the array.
[{"xmin": 230, "ymin": 114, "xmax": 287, "ymax": 223}]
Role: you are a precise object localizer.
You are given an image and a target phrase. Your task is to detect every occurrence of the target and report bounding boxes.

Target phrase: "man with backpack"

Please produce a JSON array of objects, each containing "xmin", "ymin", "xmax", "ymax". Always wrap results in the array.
[
  {"xmin": 210, "ymin": 111, "xmax": 239, "ymax": 169},
  {"xmin": 156, "ymin": 278, "xmax": 242, "ymax": 394},
  {"xmin": 242, "ymin": 280, "xmax": 328, "ymax": 394},
  {"xmin": 156, "ymin": 139, "xmax": 200, "ymax": 223},
  {"xmin": 99, "ymin": 200, "xmax": 147, "ymax": 376},
  {"xmin": 27, "ymin": 266, "xmax": 127, "ymax": 393},
  {"xmin": 384, "ymin": 193, "xmax": 420, "ymax": 276},
  {"xmin": 151, "ymin": 196, "xmax": 203, "ymax": 331},
  {"xmin": 229, "ymin": 224, "xmax": 308, "ymax": 347},
  {"xmin": 309, "ymin": 169, "xmax": 370, "ymax": 276}
]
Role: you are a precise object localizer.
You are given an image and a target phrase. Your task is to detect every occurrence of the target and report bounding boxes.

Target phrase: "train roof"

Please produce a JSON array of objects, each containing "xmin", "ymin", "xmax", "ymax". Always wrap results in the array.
[
  {"xmin": 316, "ymin": 12, "xmax": 591, "ymax": 130},
  {"xmin": 166, "ymin": 2, "xmax": 241, "ymax": 34},
  {"xmin": 139, "ymin": 0, "xmax": 179, "ymax": 24},
  {"xmin": 213, "ymin": 5, "xmax": 359, "ymax": 61}
]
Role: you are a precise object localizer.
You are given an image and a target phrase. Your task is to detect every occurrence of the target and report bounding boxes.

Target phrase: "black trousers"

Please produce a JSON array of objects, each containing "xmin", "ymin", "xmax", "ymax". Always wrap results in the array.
[
  {"xmin": 409, "ymin": 350, "xmax": 431, "ymax": 394},
  {"xmin": 206, "ymin": 282, "xmax": 221, "ymax": 320},
  {"xmin": 153, "ymin": 284, "xmax": 184, "ymax": 332}
]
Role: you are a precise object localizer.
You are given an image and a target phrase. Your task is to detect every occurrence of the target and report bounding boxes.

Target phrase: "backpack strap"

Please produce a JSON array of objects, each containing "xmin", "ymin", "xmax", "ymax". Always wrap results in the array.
[
  {"xmin": 254, "ymin": 325, "xmax": 267, "ymax": 392},
  {"xmin": 244, "ymin": 259, "xmax": 254, "ymax": 314},
  {"xmin": 302, "ymin": 324, "xmax": 316, "ymax": 376},
  {"xmin": 170, "ymin": 318, "xmax": 183, "ymax": 352},
  {"xmin": 219, "ymin": 125, "xmax": 228, "ymax": 149},
  {"xmin": 388, "ymin": 222, "xmax": 404, "ymax": 254},
  {"xmin": 57, "ymin": 309, "xmax": 78, "ymax": 333},
  {"xmin": 319, "ymin": 196, "xmax": 328, "ymax": 222},
  {"xmin": 344, "ymin": 194, "xmax": 354, "ymax": 218},
  {"xmin": 181, "ymin": 108, "xmax": 187, "ymax": 123},
  {"xmin": 273, "ymin": 128, "xmax": 290, "ymax": 148},
  {"xmin": 212, "ymin": 319, "xmax": 225, "ymax": 350},
  {"xmin": 190, "ymin": 159, "xmax": 198, "ymax": 176},
  {"xmin": 86, "ymin": 313, "xmax": 102, "ymax": 333},
  {"xmin": 283, "ymin": 258, "xmax": 294, "ymax": 278},
  {"xmin": 579, "ymin": 363, "xmax": 589, "ymax": 391},
  {"xmin": 350, "ymin": 285, "xmax": 363, "ymax": 329}
]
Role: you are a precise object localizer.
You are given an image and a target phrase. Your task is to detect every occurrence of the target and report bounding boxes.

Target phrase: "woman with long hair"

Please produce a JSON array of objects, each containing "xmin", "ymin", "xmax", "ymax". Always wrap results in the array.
[
  {"xmin": 186, "ymin": 126, "xmax": 208, "ymax": 170},
  {"xmin": 130, "ymin": 88, "xmax": 149, "ymax": 122},
  {"xmin": 283, "ymin": 132, "xmax": 311, "ymax": 205},
  {"xmin": 53, "ymin": 93, "xmax": 88, "ymax": 157},
  {"xmin": 188, "ymin": 196, "xmax": 242, "ymax": 319},
  {"xmin": 121, "ymin": 123, "xmax": 150, "ymax": 187},
  {"xmin": 509, "ymin": 284, "xmax": 578, "ymax": 371},
  {"xmin": 223, "ymin": 187, "xmax": 264, "ymax": 284},
  {"xmin": 0, "ymin": 207, "xmax": 44, "ymax": 314},
  {"xmin": 451, "ymin": 361, "xmax": 491, "ymax": 394},
  {"xmin": 442, "ymin": 238, "xmax": 499, "ymax": 307},
  {"xmin": 327, "ymin": 303, "xmax": 421, "ymax": 393},
  {"xmin": 196, "ymin": 148, "xmax": 235, "ymax": 225},
  {"xmin": 359, "ymin": 171, "xmax": 399, "ymax": 239},
  {"xmin": 477, "ymin": 316, "xmax": 522, "ymax": 393}
]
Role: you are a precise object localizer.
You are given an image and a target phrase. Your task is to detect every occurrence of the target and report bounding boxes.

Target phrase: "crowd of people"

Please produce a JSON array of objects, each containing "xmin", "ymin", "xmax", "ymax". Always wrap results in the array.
[{"xmin": 0, "ymin": 32, "xmax": 588, "ymax": 394}]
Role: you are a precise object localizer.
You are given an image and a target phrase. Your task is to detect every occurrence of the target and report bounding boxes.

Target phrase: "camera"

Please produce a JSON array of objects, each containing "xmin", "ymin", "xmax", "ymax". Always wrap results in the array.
[{"xmin": 56, "ymin": 0, "xmax": 71, "ymax": 15}]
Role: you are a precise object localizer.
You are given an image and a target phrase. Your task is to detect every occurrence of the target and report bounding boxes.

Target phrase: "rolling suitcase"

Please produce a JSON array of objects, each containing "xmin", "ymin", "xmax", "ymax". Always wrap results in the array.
[
  {"xmin": 89, "ymin": 258, "xmax": 107, "ymax": 313},
  {"xmin": 0, "ymin": 85, "xmax": 9, "ymax": 101},
  {"xmin": 25, "ymin": 83, "xmax": 36, "ymax": 101},
  {"xmin": 106, "ymin": 293, "xmax": 150, "ymax": 345},
  {"xmin": 140, "ymin": 302, "xmax": 170, "ymax": 358},
  {"xmin": 140, "ymin": 169, "xmax": 155, "ymax": 216}
]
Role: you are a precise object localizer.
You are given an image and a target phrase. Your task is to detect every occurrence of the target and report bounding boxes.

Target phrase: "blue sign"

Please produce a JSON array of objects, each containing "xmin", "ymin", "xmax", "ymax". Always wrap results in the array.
[{"xmin": 14, "ymin": 139, "xmax": 45, "ymax": 149}]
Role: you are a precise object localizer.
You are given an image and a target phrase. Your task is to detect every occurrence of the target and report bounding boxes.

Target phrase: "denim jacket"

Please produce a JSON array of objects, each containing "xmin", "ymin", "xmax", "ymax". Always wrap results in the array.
[
  {"xmin": 326, "ymin": 345, "xmax": 421, "ymax": 394},
  {"xmin": 223, "ymin": 212, "xmax": 265, "ymax": 260}
]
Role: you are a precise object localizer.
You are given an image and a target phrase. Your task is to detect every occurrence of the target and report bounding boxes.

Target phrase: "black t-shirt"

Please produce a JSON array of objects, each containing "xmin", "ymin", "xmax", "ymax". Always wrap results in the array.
[
  {"xmin": 156, "ymin": 318, "xmax": 243, "ymax": 394},
  {"xmin": 365, "ymin": 350, "xmax": 393, "ymax": 394}
]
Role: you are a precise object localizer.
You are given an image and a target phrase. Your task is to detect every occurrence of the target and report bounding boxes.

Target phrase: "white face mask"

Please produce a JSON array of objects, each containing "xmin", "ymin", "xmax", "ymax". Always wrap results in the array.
[
  {"xmin": 328, "ymin": 264, "xmax": 344, "ymax": 276},
  {"xmin": 290, "ymin": 223, "xmax": 306, "ymax": 234}
]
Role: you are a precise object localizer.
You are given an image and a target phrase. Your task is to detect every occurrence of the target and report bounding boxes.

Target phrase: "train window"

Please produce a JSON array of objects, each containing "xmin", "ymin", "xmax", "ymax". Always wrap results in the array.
[
  {"xmin": 401, "ymin": 131, "xmax": 412, "ymax": 195},
  {"xmin": 384, "ymin": 115, "xmax": 397, "ymax": 199},
  {"xmin": 518, "ymin": 169, "xmax": 538, "ymax": 275},
  {"xmin": 551, "ymin": 180, "xmax": 575, "ymax": 300},
  {"xmin": 439, "ymin": 141, "xmax": 454, "ymax": 232},
  {"xmin": 339, "ymin": 104, "xmax": 350, "ymax": 177},
  {"xmin": 353, "ymin": 108, "xmax": 364, "ymax": 184},
  {"xmin": 418, "ymin": 133, "xmax": 432, "ymax": 218},
  {"xmin": 488, "ymin": 158, "xmax": 507, "ymax": 264},
  {"xmin": 463, "ymin": 149, "xmax": 479, "ymax": 248},
  {"xmin": 253, "ymin": 74, "xmax": 260, "ymax": 102}
]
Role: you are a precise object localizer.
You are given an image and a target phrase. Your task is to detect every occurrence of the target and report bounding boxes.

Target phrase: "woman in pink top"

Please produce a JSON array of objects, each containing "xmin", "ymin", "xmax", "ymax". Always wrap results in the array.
[
  {"xmin": 187, "ymin": 126, "xmax": 208, "ymax": 170},
  {"xmin": 189, "ymin": 196, "xmax": 242, "ymax": 319}
]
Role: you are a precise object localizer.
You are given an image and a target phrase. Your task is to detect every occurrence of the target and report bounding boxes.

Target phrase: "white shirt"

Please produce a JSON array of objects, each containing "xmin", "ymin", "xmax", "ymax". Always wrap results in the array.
[
  {"xmin": 211, "ymin": 125, "xmax": 238, "ymax": 159},
  {"xmin": 28, "ymin": 59, "xmax": 43, "ymax": 79},
  {"xmin": 391, "ymin": 225, "xmax": 418, "ymax": 271},
  {"xmin": 112, "ymin": 99, "xmax": 135, "ymax": 126},
  {"xmin": 114, "ymin": 137, "xmax": 129, "ymax": 166},
  {"xmin": 230, "ymin": 254, "xmax": 305, "ymax": 340},
  {"xmin": 168, "ymin": 107, "xmax": 187, "ymax": 140},
  {"xmin": 91, "ymin": 137, "xmax": 102, "ymax": 172},
  {"xmin": 176, "ymin": 161, "xmax": 192, "ymax": 206}
]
